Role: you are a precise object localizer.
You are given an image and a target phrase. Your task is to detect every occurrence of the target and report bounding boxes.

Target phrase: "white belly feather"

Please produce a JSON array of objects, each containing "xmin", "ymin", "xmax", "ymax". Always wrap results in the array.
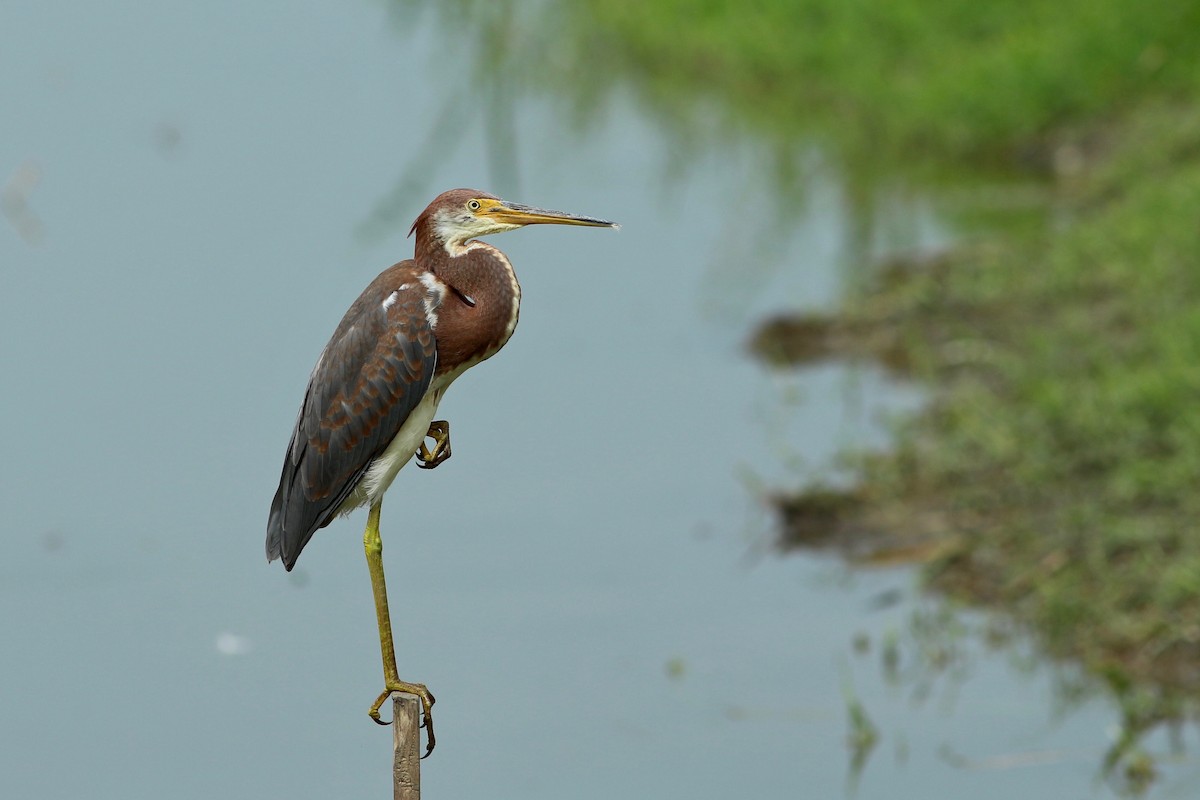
[{"xmin": 335, "ymin": 381, "xmax": 448, "ymax": 516}]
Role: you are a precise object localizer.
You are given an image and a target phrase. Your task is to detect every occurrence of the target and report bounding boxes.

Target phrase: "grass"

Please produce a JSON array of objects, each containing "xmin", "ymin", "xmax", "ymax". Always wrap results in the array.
[
  {"xmin": 758, "ymin": 101, "xmax": 1200, "ymax": 788},
  {"xmin": 563, "ymin": 0, "xmax": 1200, "ymax": 167},
  {"xmin": 764, "ymin": 103, "xmax": 1200, "ymax": 775},
  {"xmin": 856, "ymin": 103, "xmax": 1200, "ymax": 681}
]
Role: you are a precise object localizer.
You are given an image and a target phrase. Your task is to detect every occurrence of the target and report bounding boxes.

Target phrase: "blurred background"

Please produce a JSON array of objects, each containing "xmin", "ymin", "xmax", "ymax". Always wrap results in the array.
[{"xmin": 3, "ymin": 1, "xmax": 1199, "ymax": 797}]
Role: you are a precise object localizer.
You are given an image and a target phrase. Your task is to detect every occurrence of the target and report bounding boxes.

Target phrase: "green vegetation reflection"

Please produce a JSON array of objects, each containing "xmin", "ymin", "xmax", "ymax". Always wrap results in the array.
[{"xmin": 396, "ymin": 0, "xmax": 1200, "ymax": 793}]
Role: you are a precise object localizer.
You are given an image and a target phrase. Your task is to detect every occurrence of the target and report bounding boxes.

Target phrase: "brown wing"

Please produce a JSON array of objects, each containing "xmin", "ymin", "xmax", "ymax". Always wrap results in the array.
[{"xmin": 266, "ymin": 263, "xmax": 437, "ymax": 570}]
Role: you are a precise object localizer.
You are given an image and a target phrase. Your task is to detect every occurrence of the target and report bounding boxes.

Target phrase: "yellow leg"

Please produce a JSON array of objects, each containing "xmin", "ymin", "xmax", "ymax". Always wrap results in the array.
[
  {"xmin": 363, "ymin": 501, "xmax": 437, "ymax": 757},
  {"xmin": 415, "ymin": 420, "xmax": 452, "ymax": 469}
]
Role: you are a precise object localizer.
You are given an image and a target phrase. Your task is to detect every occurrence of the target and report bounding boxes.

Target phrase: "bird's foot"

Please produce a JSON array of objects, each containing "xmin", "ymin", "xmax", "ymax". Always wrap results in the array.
[
  {"xmin": 369, "ymin": 680, "xmax": 437, "ymax": 757},
  {"xmin": 416, "ymin": 420, "xmax": 451, "ymax": 469}
]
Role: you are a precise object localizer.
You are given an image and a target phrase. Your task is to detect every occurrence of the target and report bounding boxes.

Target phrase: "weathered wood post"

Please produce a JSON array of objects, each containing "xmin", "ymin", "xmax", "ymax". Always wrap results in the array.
[{"xmin": 392, "ymin": 694, "xmax": 421, "ymax": 800}]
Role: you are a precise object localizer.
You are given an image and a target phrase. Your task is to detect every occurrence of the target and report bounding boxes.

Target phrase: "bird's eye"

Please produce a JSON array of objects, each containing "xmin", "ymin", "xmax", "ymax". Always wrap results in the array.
[{"xmin": 467, "ymin": 200, "xmax": 481, "ymax": 211}]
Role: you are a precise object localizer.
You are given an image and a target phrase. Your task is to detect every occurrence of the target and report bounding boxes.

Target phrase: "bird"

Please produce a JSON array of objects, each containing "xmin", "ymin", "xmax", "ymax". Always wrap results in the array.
[{"xmin": 266, "ymin": 188, "xmax": 617, "ymax": 757}]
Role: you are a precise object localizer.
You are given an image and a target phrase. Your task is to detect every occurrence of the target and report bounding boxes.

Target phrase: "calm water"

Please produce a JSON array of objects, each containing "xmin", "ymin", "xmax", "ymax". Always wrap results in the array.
[{"xmin": 2, "ymin": 3, "xmax": 1197, "ymax": 798}]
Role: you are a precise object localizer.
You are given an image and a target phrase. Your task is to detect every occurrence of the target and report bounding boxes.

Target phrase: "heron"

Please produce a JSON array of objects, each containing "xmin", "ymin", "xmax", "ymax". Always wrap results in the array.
[{"xmin": 266, "ymin": 188, "xmax": 617, "ymax": 757}]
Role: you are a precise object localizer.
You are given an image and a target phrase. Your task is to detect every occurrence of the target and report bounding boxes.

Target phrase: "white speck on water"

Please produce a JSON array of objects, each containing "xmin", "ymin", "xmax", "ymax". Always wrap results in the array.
[{"xmin": 215, "ymin": 631, "xmax": 252, "ymax": 656}]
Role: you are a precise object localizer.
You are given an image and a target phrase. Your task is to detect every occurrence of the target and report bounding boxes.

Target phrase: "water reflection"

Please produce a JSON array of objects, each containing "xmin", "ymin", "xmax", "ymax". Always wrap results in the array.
[
  {"xmin": 394, "ymin": 1, "xmax": 1200, "ymax": 797},
  {"xmin": 851, "ymin": 601, "xmax": 1200, "ymax": 797},
  {"xmin": 756, "ymin": 270, "xmax": 1200, "ymax": 797}
]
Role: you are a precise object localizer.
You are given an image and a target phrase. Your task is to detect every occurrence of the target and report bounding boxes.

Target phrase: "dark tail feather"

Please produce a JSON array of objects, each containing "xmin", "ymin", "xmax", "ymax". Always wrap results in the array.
[
  {"xmin": 266, "ymin": 437, "xmax": 366, "ymax": 572},
  {"xmin": 265, "ymin": 483, "xmax": 290, "ymax": 568}
]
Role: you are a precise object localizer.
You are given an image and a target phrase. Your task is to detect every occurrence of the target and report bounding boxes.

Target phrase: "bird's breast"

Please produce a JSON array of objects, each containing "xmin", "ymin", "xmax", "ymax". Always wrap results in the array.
[{"xmin": 429, "ymin": 243, "xmax": 521, "ymax": 377}]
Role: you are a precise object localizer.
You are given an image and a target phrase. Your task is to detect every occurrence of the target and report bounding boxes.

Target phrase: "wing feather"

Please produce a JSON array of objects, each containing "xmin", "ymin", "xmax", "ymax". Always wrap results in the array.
[{"xmin": 266, "ymin": 263, "xmax": 437, "ymax": 569}]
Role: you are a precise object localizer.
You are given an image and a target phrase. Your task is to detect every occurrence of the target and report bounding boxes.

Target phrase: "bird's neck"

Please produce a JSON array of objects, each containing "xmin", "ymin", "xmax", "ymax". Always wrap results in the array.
[{"xmin": 415, "ymin": 232, "xmax": 522, "ymax": 377}]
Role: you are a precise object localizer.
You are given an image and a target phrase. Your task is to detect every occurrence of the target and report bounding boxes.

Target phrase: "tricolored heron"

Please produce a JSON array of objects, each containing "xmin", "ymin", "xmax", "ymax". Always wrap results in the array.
[{"xmin": 266, "ymin": 188, "xmax": 617, "ymax": 757}]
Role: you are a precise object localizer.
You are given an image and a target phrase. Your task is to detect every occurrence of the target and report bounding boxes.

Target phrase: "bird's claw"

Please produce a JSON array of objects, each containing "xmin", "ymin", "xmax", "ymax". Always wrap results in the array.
[
  {"xmin": 368, "ymin": 682, "xmax": 437, "ymax": 758},
  {"xmin": 416, "ymin": 420, "xmax": 452, "ymax": 470}
]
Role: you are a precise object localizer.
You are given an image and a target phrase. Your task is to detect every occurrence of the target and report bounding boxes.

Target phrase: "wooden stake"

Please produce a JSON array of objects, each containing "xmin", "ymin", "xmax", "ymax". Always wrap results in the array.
[{"xmin": 392, "ymin": 694, "xmax": 421, "ymax": 800}]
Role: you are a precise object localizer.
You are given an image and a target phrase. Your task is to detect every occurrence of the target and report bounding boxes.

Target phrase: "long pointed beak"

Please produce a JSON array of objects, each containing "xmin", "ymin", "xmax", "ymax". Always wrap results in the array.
[{"xmin": 489, "ymin": 201, "xmax": 619, "ymax": 229}]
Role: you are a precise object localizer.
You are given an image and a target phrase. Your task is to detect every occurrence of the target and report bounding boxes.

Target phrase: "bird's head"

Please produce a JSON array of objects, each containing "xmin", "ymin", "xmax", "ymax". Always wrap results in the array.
[{"xmin": 411, "ymin": 188, "xmax": 617, "ymax": 254}]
